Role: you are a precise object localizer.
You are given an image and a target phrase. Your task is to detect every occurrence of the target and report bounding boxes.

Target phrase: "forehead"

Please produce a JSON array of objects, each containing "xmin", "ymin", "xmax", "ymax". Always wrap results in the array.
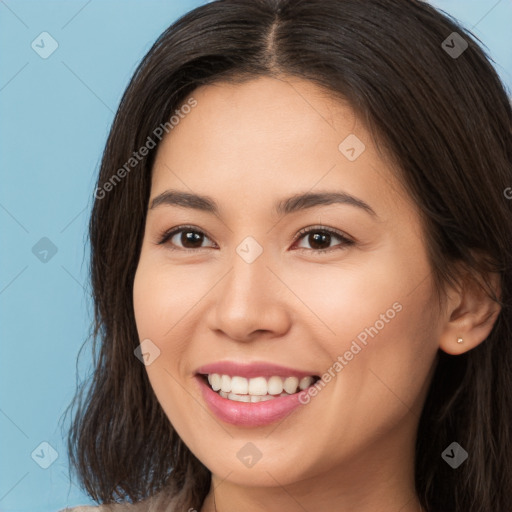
[
  {"xmin": 150, "ymin": 76, "xmax": 411, "ymax": 220},
  {"xmin": 155, "ymin": 76, "xmax": 358, "ymax": 166},
  {"xmin": 177, "ymin": 76, "xmax": 358, "ymax": 149}
]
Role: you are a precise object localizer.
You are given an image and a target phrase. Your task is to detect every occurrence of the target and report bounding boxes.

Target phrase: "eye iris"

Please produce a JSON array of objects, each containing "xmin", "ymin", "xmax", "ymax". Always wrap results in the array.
[
  {"xmin": 182, "ymin": 231, "xmax": 204, "ymax": 248},
  {"xmin": 309, "ymin": 232, "xmax": 330, "ymax": 250}
]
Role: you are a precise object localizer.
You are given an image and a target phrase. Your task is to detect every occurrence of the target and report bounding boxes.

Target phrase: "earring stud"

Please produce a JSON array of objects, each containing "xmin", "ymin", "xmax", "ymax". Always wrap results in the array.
[{"xmin": 457, "ymin": 337, "xmax": 464, "ymax": 344}]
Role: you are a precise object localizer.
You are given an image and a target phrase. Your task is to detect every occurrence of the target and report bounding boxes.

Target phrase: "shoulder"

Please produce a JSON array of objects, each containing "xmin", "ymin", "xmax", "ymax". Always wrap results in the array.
[
  {"xmin": 58, "ymin": 507, "xmax": 105, "ymax": 512},
  {"xmin": 58, "ymin": 507, "xmax": 127, "ymax": 512},
  {"xmin": 58, "ymin": 492, "xmax": 179, "ymax": 512},
  {"xmin": 58, "ymin": 507, "xmax": 102, "ymax": 512},
  {"xmin": 58, "ymin": 484, "xmax": 186, "ymax": 512},
  {"xmin": 58, "ymin": 501, "xmax": 152, "ymax": 512}
]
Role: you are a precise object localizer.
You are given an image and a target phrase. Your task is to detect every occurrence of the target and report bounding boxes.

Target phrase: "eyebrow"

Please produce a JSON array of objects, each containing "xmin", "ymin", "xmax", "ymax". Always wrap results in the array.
[{"xmin": 149, "ymin": 189, "xmax": 377, "ymax": 217}]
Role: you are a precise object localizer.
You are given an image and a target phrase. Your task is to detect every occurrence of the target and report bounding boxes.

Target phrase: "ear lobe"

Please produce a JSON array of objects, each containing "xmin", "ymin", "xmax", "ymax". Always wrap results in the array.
[{"xmin": 439, "ymin": 271, "xmax": 501, "ymax": 355}]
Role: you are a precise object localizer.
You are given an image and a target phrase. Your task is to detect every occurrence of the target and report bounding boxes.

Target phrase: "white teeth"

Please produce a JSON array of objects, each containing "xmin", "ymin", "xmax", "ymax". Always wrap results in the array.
[
  {"xmin": 206, "ymin": 373, "xmax": 317, "ymax": 401},
  {"xmin": 220, "ymin": 375, "xmax": 231, "ymax": 393},
  {"xmin": 299, "ymin": 376, "xmax": 314, "ymax": 390},
  {"xmin": 227, "ymin": 392, "xmax": 250, "ymax": 402},
  {"xmin": 208, "ymin": 374, "xmax": 222, "ymax": 391},
  {"xmin": 267, "ymin": 376, "xmax": 283, "ymax": 395},
  {"xmin": 231, "ymin": 376, "xmax": 249, "ymax": 395},
  {"xmin": 283, "ymin": 376, "xmax": 299, "ymax": 394},
  {"xmin": 248, "ymin": 377, "xmax": 268, "ymax": 396},
  {"xmin": 248, "ymin": 395, "xmax": 276, "ymax": 402}
]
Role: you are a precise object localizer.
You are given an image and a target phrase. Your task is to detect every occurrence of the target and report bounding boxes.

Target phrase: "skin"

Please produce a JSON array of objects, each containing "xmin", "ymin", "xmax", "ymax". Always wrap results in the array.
[{"xmin": 132, "ymin": 76, "xmax": 500, "ymax": 512}]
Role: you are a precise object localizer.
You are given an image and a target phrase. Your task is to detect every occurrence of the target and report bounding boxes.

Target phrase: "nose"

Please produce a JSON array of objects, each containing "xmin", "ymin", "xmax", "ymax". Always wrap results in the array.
[{"xmin": 206, "ymin": 244, "xmax": 292, "ymax": 343}]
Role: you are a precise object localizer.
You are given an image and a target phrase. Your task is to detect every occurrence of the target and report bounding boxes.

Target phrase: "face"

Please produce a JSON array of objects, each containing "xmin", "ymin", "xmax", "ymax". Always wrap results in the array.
[{"xmin": 133, "ymin": 76, "xmax": 441, "ymax": 489}]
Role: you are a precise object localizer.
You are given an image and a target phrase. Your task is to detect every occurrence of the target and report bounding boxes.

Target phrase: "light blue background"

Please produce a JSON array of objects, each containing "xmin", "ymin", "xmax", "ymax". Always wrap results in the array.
[{"xmin": 1, "ymin": 1, "xmax": 511, "ymax": 511}]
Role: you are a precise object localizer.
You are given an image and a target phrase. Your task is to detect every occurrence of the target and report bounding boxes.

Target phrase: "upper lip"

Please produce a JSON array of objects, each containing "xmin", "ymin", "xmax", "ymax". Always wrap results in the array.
[{"xmin": 195, "ymin": 360, "xmax": 318, "ymax": 379}]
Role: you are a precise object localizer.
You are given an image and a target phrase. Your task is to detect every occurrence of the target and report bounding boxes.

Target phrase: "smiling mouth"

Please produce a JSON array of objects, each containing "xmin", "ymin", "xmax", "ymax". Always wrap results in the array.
[{"xmin": 198, "ymin": 373, "xmax": 321, "ymax": 402}]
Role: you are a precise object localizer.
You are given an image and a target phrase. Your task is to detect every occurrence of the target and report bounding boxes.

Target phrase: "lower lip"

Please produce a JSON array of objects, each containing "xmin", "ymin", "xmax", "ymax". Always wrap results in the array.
[{"xmin": 196, "ymin": 375, "xmax": 305, "ymax": 427}]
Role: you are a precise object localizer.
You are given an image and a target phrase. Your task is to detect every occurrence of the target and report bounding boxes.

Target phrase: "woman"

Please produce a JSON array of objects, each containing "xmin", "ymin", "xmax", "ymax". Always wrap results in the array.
[{"xmin": 61, "ymin": 0, "xmax": 512, "ymax": 511}]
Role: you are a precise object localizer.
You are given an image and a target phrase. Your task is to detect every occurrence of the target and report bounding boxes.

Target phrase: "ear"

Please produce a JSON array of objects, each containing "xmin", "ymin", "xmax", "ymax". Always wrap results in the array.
[{"xmin": 439, "ymin": 269, "xmax": 501, "ymax": 355}]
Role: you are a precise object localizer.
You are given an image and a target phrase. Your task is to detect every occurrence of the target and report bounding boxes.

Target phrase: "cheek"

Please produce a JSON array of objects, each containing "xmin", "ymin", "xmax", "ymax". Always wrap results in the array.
[
  {"xmin": 284, "ymin": 245, "xmax": 438, "ymax": 403},
  {"xmin": 133, "ymin": 255, "xmax": 207, "ymax": 343},
  {"xmin": 132, "ymin": 257, "xmax": 206, "ymax": 435},
  {"xmin": 287, "ymin": 263, "xmax": 438, "ymax": 452},
  {"xmin": 282, "ymin": 246, "xmax": 432, "ymax": 352},
  {"xmin": 328, "ymin": 293, "xmax": 438, "ymax": 452}
]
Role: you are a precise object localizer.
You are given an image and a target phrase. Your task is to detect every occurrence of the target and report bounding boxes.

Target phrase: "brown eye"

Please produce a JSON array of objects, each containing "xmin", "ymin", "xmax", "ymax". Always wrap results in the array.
[
  {"xmin": 294, "ymin": 227, "xmax": 354, "ymax": 253},
  {"xmin": 158, "ymin": 226, "xmax": 216, "ymax": 251},
  {"xmin": 305, "ymin": 232, "xmax": 332, "ymax": 251},
  {"xmin": 176, "ymin": 230, "xmax": 206, "ymax": 248}
]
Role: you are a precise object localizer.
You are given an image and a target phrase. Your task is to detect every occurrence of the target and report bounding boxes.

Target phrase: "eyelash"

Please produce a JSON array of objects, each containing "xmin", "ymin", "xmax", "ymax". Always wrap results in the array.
[{"xmin": 156, "ymin": 224, "xmax": 355, "ymax": 254}]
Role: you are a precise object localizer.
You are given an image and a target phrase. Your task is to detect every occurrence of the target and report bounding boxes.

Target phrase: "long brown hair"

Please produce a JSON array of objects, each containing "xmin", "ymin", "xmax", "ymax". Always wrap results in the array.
[{"xmin": 63, "ymin": 1, "xmax": 512, "ymax": 510}]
